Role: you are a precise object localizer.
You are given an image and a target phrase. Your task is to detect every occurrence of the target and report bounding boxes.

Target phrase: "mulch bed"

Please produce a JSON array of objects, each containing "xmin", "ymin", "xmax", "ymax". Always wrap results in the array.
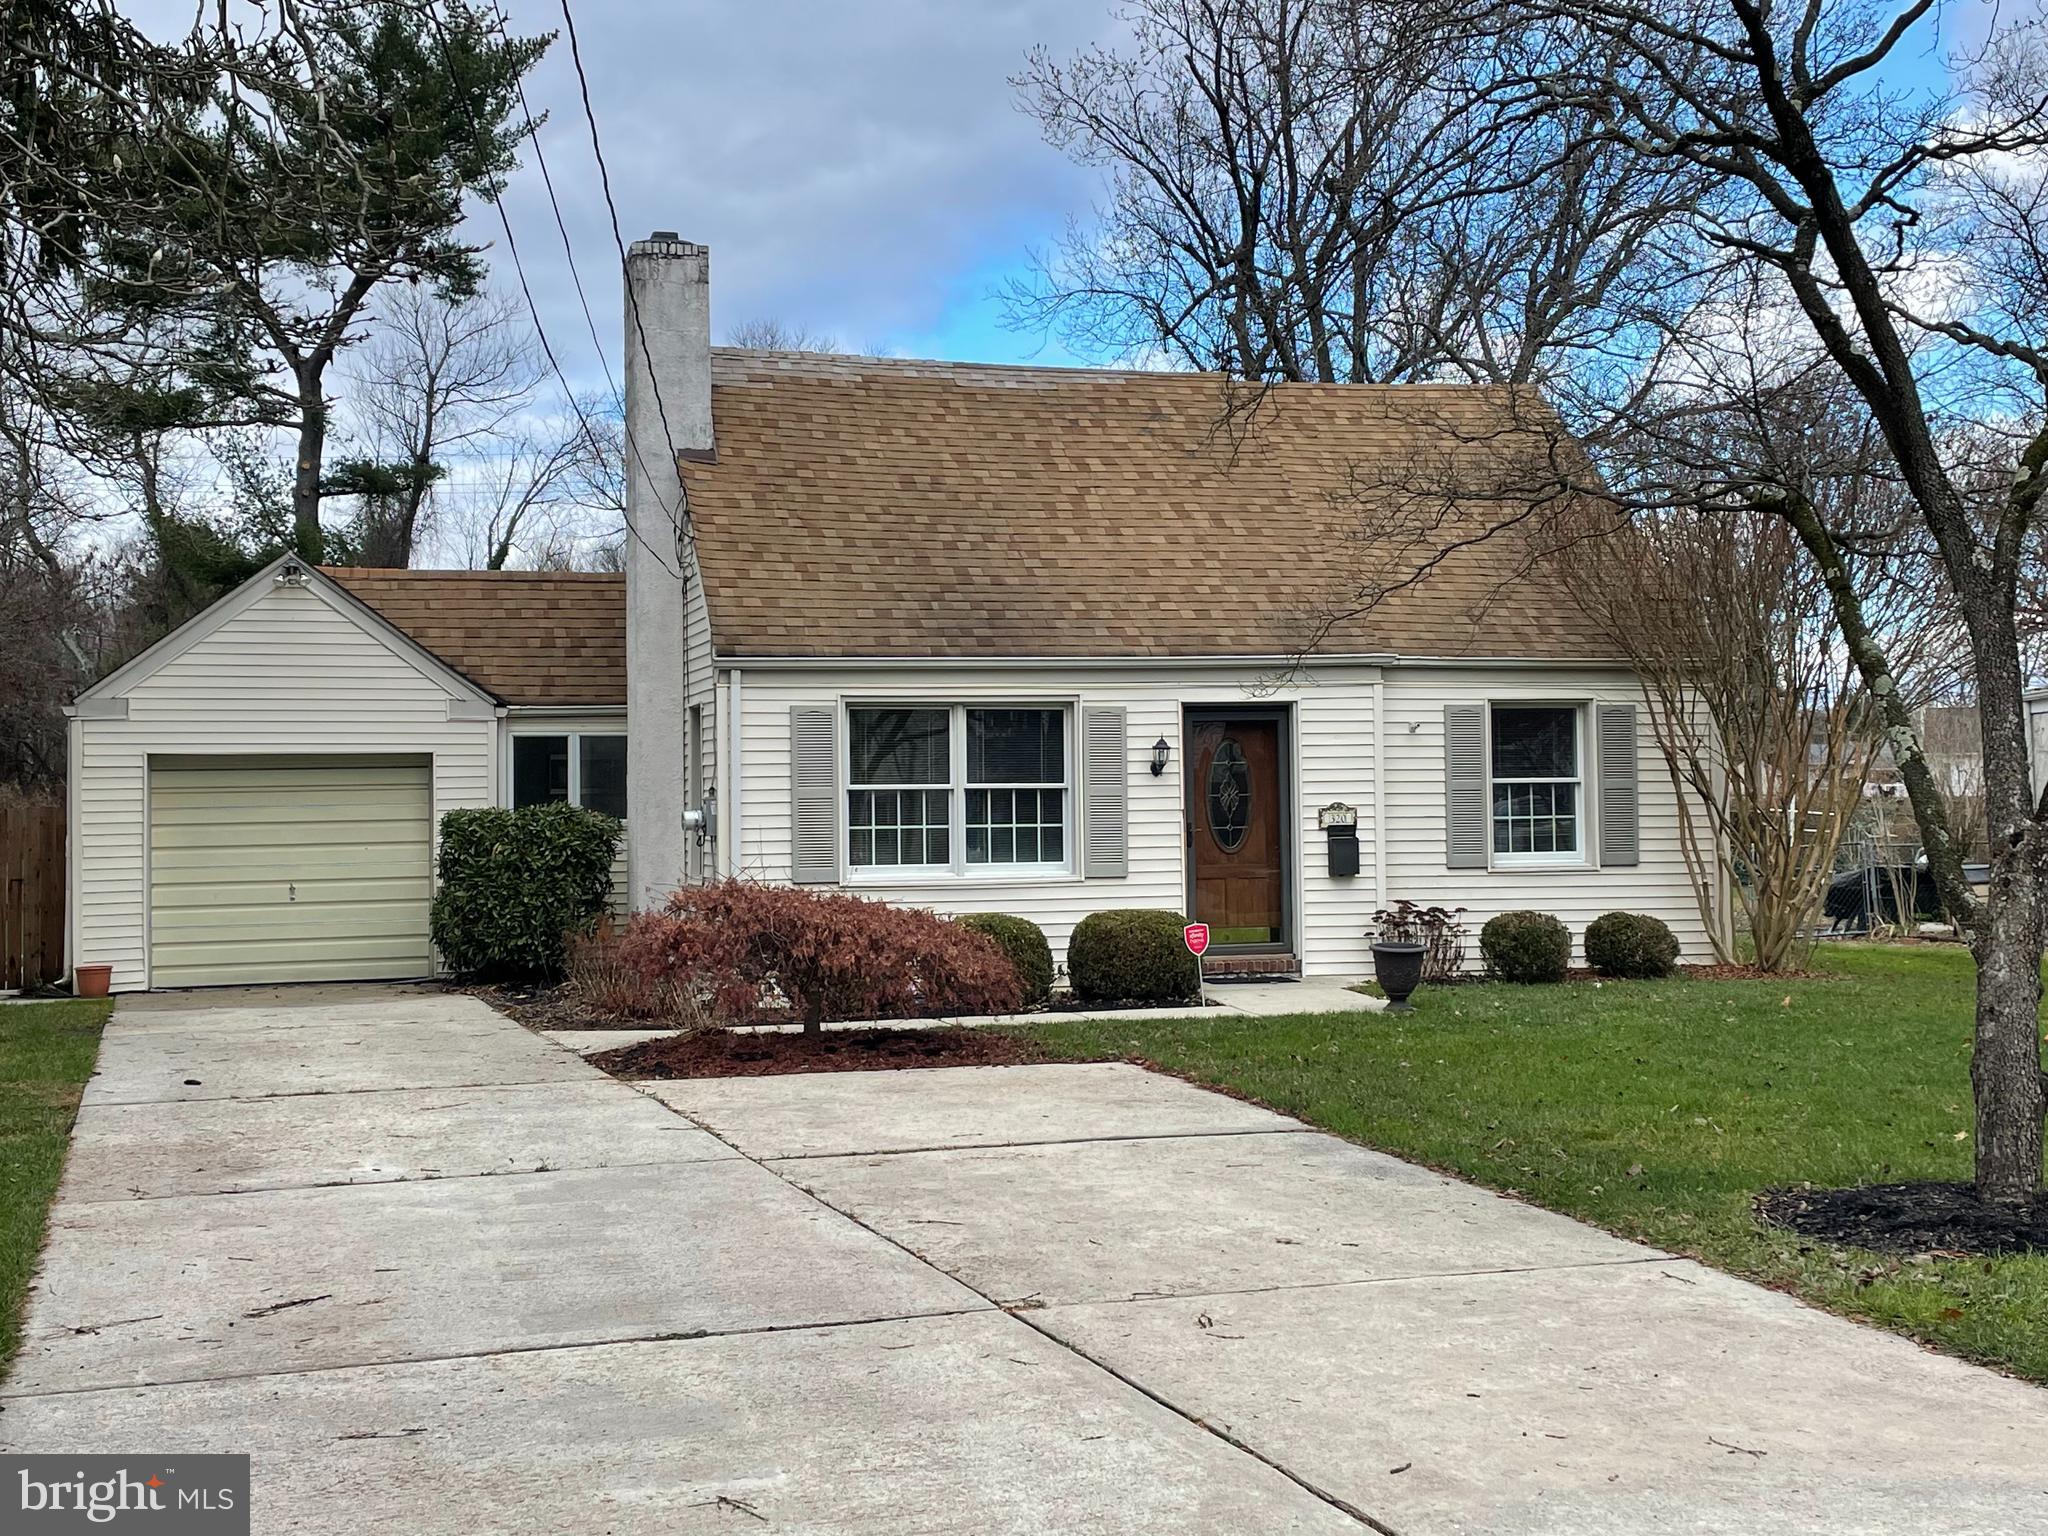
[
  {"xmin": 1675, "ymin": 963, "xmax": 1824, "ymax": 982},
  {"xmin": 1404, "ymin": 963, "xmax": 1823, "ymax": 987},
  {"xmin": 458, "ymin": 981, "xmax": 603, "ymax": 1032},
  {"xmin": 464, "ymin": 978, "xmax": 1212, "ymax": 1034},
  {"xmin": 593, "ymin": 1026, "xmax": 1050, "ymax": 1079},
  {"xmin": 1757, "ymin": 1181, "xmax": 2048, "ymax": 1257}
]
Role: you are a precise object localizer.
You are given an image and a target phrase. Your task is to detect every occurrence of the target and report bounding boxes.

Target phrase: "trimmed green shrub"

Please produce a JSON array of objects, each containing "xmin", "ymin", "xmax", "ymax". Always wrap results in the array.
[
  {"xmin": 1479, "ymin": 910, "xmax": 1572, "ymax": 984},
  {"xmin": 1584, "ymin": 911, "xmax": 1681, "ymax": 979},
  {"xmin": 430, "ymin": 803, "xmax": 621, "ymax": 980},
  {"xmin": 1068, "ymin": 908, "xmax": 1202, "ymax": 1004},
  {"xmin": 958, "ymin": 913, "xmax": 1054, "ymax": 1006}
]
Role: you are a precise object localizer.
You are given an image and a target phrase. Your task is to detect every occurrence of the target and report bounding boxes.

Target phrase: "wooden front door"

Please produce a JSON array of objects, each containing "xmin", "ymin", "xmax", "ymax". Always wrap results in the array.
[{"xmin": 1186, "ymin": 716, "xmax": 1286, "ymax": 947}]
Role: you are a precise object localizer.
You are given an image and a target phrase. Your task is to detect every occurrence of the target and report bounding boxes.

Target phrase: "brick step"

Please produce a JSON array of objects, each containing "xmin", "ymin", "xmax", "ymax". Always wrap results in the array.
[{"xmin": 1202, "ymin": 953, "xmax": 1300, "ymax": 979}]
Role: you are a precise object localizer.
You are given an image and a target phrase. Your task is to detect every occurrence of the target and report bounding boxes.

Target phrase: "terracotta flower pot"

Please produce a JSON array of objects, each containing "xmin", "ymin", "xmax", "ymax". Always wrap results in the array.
[
  {"xmin": 1370, "ymin": 942, "xmax": 1426, "ymax": 1013},
  {"xmin": 74, "ymin": 963, "xmax": 112, "ymax": 999}
]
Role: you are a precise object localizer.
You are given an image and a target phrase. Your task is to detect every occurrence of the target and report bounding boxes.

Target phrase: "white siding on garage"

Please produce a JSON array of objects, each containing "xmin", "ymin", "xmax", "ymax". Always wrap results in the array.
[
  {"xmin": 1382, "ymin": 667, "xmax": 1714, "ymax": 963},
  {"xmin": 726, "ymin": 663, "xmax": 1383, "ymax": 978},
  {"xmin": 72, "ymin": 579, "xmax": 495, "ymax": 991}
]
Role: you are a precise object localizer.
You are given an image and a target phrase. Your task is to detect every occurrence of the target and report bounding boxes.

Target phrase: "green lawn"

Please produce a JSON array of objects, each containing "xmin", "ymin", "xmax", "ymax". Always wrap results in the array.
[
  {"xmin": 1, "ymin": 999, "xmax": 110, "ymax": 1378},
  {"xmin": 1023, "ymin": 944, "xmax": 2048, "ymax": 1382}
]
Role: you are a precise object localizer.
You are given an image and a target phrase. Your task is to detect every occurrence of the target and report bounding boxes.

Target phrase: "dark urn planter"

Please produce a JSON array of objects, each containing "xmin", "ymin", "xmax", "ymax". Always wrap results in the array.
[{"xmin": 1370, "ymin": 942, "xmax": 1426, "ymax": 1013}]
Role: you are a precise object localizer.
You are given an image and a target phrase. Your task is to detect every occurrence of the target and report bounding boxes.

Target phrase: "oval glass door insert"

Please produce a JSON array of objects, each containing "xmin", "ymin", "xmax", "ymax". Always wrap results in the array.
[{"xmin": 1207, "ymin": 738, "xmax": 1252, "ymax": 852}]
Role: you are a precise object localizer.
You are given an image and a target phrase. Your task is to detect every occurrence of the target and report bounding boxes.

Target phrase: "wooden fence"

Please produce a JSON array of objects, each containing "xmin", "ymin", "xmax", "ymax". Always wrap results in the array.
[{"xmin": 1, "ymin": 801, "xmax": 64, "ymax": 990}]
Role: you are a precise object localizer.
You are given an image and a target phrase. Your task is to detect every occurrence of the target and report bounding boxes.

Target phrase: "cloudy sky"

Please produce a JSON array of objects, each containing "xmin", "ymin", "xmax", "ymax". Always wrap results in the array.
[{"xmin": 484, "ymin": 0, "xmax": 1126, "ymax": 388}]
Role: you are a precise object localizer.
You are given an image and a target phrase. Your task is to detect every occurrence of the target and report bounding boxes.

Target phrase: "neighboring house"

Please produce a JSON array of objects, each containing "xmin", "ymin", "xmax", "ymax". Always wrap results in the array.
[
  {"xmin": 2029, "ymin": 688, "xmax": 2048, "ymax": 796},
  {"xmin": 1864, "ymin": 703, "xmax": 1985, "ymax": 802},
  {"xmin": 65, "ymin": 569, "xmax": 623, "ymax": 990},
  {"xmin": 62, "ymin": 233, "xmax": 1722, "ymax": 992}
]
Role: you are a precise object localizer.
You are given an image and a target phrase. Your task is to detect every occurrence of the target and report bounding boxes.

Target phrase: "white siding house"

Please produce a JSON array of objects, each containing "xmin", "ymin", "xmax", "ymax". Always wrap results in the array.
[
  {"xmin": 61, "ymin": 237, "xmax": 1721, "ymax": 993},
  {"xmin": 2028, "ymin": 688, "xmax": 2048, "ymax": 796},
  {"xmin": 614, "ymin": 233, "xmax": 1725, "ymax": 982}
]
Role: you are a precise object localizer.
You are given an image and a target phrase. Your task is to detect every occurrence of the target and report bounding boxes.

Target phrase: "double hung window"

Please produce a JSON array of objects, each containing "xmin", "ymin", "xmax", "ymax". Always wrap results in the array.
[{"xmin": 848, "ymin": 705, "xmax": 1069, "ymax": 874}]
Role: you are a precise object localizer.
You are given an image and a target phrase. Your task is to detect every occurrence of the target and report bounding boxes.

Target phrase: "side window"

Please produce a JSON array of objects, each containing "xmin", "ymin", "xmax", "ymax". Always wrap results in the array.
[
  {"xmin": 966, "ymin": 707, "xmax": 1067, "ymax": 866},
  {"xmin": 512, "ymin": 735, "xmax": 569, "ymax": 808},
  {"xmin": 579, "ymin": 735, "xmax": 628, "ymax": 820},
  {"xmin": 511, "ymin": 733, "xmax": 627, "ymax": 818}
]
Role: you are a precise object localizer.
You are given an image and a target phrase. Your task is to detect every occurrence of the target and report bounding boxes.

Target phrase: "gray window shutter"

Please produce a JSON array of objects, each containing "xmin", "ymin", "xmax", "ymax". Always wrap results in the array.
[
  {"xmin": 1445, "ymin": 704, "xmax": 1487, "ymax": 869},
  {"xmin": 1597, "ymin": 702, "xmax": 1640, "ymax": 867},
  {"xmin": 1082, "ymin": 706, "xmax": 1128, "ymax": 878},
  {"xmin": 790, "ymin": 706, "xmax": 839, "ymax": 884}
]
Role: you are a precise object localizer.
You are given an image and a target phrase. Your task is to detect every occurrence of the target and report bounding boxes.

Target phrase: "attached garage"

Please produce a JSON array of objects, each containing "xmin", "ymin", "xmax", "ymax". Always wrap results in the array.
[
  {"xmin": 148, "ymin": 758, "xmax": 434, "ymax": 988},
  {"xmin": 68, "ymin": 556, "xmax": 628, "ymax": 993}
]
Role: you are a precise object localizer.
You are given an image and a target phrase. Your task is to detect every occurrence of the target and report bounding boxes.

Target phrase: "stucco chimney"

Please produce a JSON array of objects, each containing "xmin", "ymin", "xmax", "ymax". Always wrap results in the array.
[{"xmin": 622, "ymin": 234, "xmax": 712, "ymax": 908}]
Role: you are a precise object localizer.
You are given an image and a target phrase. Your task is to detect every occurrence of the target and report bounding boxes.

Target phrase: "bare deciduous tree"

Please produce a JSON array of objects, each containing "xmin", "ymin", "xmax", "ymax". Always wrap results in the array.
[
  {"xmin": 439, "ymin": 413, "xmax": 610, "ymax": 571},
  {"xmin": 1011, "ymin": 0, "xmax": 1692, "ymax": 386},
  {"xmin": 327, "ymin": 290, "xmax": 623, "ymax": 571},
  {"xmin": 1563, "ymin": 375, "xmax": 1947, "ymax": 970},
  {"xmin": 722, "ymin": 319, "xmax": 845, "ymax": 353},
  {"xmin": 335, "ymin": 290, "xmax": 545, "ymax": 567},
  {"xmin": 1477, "ymin": 0, "xmax": 2048, "ymax": 1205}
]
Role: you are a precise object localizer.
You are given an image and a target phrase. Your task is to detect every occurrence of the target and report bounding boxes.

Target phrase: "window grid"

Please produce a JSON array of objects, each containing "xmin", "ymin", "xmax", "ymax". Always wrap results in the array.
[
  {"xmin": 849, "ymin": 787, "xmax": 952, "ymax": 869},
  {"xmin": 847, "ymin": 704, "xmax": 1071, "ymax": 876},
  {"xmin": 967, "ymin": 786, "xmax": 1066, "ymax": 866},
  {"xmin": 1492, "ymin": 781, "xmax": 1578, "ymax": 855}
]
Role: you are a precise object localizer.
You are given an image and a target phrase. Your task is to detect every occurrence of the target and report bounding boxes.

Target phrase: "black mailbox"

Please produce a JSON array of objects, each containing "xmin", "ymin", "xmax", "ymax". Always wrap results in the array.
[{"xmin": 1326, "ymin": 824, "xmax": 1360, "ymax": 878}]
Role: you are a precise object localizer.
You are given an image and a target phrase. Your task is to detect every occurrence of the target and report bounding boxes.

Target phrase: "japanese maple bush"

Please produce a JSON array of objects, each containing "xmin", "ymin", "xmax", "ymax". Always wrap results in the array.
[{"xmin": 620, "ymin": 882, "xmax": 1025, "ymax": 1033}]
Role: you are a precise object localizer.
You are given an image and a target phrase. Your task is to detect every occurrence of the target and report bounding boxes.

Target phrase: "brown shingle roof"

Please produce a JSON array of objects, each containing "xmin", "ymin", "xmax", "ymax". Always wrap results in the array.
[
  {"xmin": 684, "ymin": 351, "xmax": 1616, "ymax": 661},
  {"xmin": 318, "ymin": 568, "xmax": 624, "ymax": 707}
]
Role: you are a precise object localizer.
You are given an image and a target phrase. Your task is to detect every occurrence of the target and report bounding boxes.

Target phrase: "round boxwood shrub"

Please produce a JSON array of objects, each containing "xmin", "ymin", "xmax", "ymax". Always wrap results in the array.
[
  {"xmin": 430, "ymin": 802, "xmax": 621, "ymax": 980},
  {"xmin": 958, "ymin": 913, "xmax": 1054, "ymax": 1006},
  {"xmin": 1067, "ymin": 908, "xmax": 1202, "ymax": 1004},
  {"xmin": 1479, "ymin": 910, "xmax": 1572, "ymax": 984},
  {"xmin": 1584, "ymin": 911, "xmax": 1680, "ymax": 979}
]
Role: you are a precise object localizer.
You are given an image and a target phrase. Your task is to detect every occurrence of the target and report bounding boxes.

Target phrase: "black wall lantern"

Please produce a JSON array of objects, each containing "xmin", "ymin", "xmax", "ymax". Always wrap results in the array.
[{"xmin": 1150, "ymin": 737, "xmax": 1172, "ymax": 776}]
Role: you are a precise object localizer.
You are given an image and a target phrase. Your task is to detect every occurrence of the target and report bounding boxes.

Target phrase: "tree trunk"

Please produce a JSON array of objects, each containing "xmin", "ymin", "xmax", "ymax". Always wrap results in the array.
[
  {"xmin": 394, "ymin": 455, "xmax": 432, "ymax": 569},
  {"xmin": 290, "ymin": 368, "xmax": 327, "ymax": 561},
  {"xmin": 1966, "ymin": 639, "xmax": 2046, "ymax": 1206},
  {"xmin": 1778, "ymin": 490, "xmax": 2045, "ymax": 1200},
  {"xmin": 1971, "ymin": 857, "xmax": 2045, "ymax": 1205}
]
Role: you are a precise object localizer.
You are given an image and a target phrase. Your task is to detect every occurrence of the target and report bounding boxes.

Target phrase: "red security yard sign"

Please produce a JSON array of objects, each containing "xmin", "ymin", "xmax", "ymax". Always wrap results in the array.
[{"xmin": 1183, "ymin": 922, "xmax": 1210, "ymax": 957}]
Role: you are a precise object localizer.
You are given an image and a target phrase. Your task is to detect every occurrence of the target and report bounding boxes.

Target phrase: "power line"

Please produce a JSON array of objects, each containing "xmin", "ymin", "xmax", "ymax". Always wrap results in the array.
[
  {"xmin": 414, "ymin": 0, "xmax": 681, "ymax": 578},
  {"xmin": 554, "ymin": 0, "xmax": 695, "ymax": 570},
  {"xmin": 486, "ymin": 0, "xmax": 618, "ymax": 403},
  {"xmin": 475, "ymin": 0, "xmax": 677, "ymax": 570}
]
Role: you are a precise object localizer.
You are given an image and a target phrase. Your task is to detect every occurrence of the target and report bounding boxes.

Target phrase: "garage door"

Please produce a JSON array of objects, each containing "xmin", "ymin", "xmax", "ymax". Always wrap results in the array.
[{"xmin": 149, "ymin": 759, "xmax": 434, "ymax": 987}]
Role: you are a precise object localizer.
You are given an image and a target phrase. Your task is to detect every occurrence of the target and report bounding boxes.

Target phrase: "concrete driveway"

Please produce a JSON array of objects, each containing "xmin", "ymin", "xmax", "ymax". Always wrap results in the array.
[{"xmin": 5, "ymin": 990, "xmax": 2046, "ymax": 1534}]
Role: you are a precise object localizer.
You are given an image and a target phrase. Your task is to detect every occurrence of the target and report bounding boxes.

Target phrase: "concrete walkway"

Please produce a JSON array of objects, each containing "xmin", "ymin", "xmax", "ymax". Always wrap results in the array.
[
  {"xmin": 545, "ymin": 973, "xmax": 1379, "ymax": 1057},
  {"xmin": 5, "ymin": 989, "xmax": 2046, "ymax": 1533}
]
